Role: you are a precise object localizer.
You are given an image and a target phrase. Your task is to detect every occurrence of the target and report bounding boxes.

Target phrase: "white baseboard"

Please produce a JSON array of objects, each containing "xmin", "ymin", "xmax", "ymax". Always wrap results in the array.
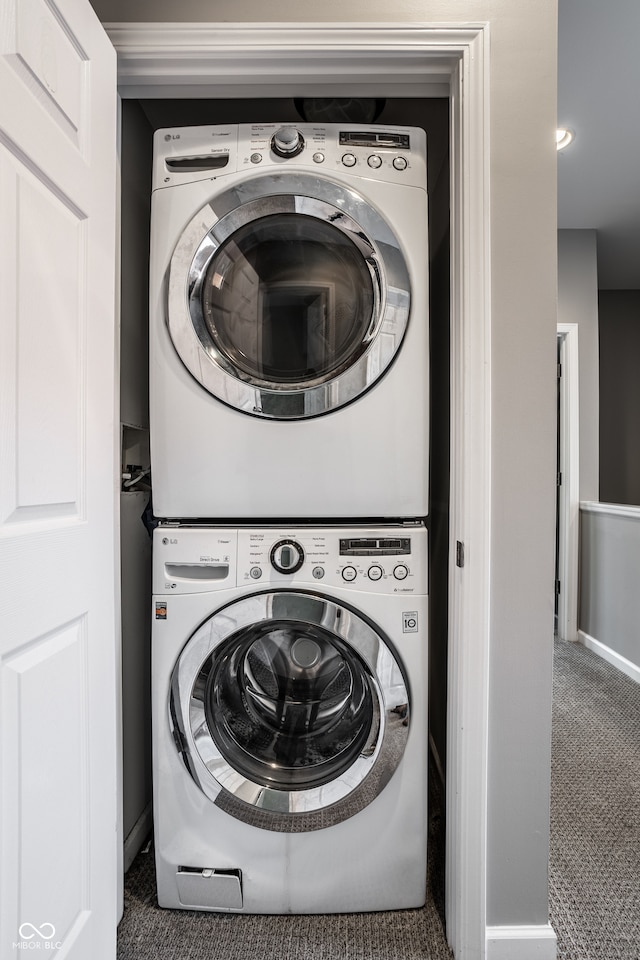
[
  {"xmin": 123, "ymin": 802, "xmax": 152, "ymax": 874},
  {"xmin": 486, "ymin": 924, "xmax": 557, "ymax": 960},
  {"xmin": 578, "ymin": 630, "xmax": 640, "ymax": 684}
]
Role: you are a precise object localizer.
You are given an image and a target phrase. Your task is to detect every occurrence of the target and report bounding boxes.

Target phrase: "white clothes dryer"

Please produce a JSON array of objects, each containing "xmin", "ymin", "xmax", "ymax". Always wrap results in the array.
[
  {"xmin": 149, "ymin": 123, "xmax": 429, "ymax": 519},
  {"xmin": 152, "ymin": 522, "xmax": 428, "ymax": 913}
]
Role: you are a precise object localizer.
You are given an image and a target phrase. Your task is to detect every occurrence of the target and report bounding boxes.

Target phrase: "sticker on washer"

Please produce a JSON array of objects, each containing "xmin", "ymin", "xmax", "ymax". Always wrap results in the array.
[
  {"xmin": 155, "ymin": 602, "xmax": 167, "ymax": 620},
  {"xmin": 402, "ymin": 611, "xmax": 419, "ymax": 633}
]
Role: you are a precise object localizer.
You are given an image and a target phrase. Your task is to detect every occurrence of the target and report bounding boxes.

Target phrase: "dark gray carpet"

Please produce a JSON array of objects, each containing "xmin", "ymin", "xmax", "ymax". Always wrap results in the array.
[
  {"xmin": 550, "ymin": 638, "xmax": 640, "ymax": 959},
  {"xmin": 117, "ymin": 758, "xmax": 452, "ymax": 960}
]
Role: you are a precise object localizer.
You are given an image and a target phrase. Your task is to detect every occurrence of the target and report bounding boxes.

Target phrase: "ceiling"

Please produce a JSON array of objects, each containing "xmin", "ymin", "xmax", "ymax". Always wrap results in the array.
[{"xmin": 558, "ymin": 0, "xmax": 640, "ymax": 289}]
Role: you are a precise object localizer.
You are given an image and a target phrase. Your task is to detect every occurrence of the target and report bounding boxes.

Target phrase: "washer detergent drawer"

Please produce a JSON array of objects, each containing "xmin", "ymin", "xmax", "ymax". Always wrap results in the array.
[{"xmin": 176, "ymin": 868, "xmax": 243, "ymax": 910}]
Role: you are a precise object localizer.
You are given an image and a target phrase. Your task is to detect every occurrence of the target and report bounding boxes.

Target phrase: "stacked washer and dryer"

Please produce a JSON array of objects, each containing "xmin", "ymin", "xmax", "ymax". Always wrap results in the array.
[{"xmin": 149, "ymin": 122, "xmax": 430, "ymax": 914}]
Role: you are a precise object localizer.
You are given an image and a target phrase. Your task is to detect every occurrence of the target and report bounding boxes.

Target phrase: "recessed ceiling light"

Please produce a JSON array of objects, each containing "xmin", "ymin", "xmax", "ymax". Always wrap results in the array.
[{"xmin": 556, "ymin": 128, "xmax": 574, "ymax": 151}]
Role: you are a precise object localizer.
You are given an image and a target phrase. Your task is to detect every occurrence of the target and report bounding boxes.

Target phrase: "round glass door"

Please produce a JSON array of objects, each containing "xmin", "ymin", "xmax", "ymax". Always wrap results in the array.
[
  {"xmin": 167, "ymin": 174, "xmax": 411, "ymax": 419},
  {"xmin": 197, "ymin": 214, "xmax": 375, "ymax": 387},
  {"xmin": 201, "ymin": 618, "xmax": 375, "ymax": 790},
  {"xmin": 170, "ymin": 591, "xmax": 410, "ymax": 832}
]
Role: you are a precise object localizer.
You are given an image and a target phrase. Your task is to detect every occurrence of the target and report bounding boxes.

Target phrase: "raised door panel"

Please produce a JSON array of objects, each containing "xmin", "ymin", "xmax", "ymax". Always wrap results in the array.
[{"xmin": 0, "ymin": 147, "xmax": 86, "ymax": 524}]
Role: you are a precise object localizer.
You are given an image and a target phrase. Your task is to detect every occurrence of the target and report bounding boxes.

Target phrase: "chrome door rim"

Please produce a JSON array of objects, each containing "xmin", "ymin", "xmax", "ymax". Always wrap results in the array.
[
  {"xmin": 169, "ymin": 590, "xmax": 410, "ymax": 832},
  {"xmin": 166, "ymin": 173, "xmax": 411, "ymax": 419}
]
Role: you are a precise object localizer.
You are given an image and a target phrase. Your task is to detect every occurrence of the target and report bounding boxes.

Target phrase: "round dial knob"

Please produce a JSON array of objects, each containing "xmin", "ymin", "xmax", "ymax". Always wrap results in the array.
[
  {"xmin": 271, "ymin": 126, "xmax": 305, "ymax": 159},
  {"xmin": 270, "ymin": 539, "xmax": 305, "ymax": 574}
]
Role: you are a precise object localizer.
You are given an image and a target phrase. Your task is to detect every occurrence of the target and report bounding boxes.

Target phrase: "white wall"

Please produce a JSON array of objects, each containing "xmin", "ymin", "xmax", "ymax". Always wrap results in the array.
[
  {"xmin": 558, "ymin": 229, "xmax": 599, "ymax": 500},
  {"xmin": 91, "ymin": 0, "xmax": 559, "ymax": 935}
]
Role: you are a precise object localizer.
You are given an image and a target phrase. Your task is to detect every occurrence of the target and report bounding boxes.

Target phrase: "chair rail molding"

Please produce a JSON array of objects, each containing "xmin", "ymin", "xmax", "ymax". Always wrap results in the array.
[{"xmin": 106, "ymin": 21, "xmax": 492, "ymax": 960}]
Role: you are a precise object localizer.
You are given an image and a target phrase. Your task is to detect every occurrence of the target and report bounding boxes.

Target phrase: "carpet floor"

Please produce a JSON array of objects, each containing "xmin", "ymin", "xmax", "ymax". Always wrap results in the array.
[{"xmin": 550, "ymin": 637, "xmax": 640, "ymax": 959}]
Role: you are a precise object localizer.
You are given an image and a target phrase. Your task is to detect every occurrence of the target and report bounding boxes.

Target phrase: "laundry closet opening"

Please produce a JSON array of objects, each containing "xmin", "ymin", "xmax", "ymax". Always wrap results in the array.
[{"xmin": 118, "ymin": 95, "xmax": 450, "ymax": 883}]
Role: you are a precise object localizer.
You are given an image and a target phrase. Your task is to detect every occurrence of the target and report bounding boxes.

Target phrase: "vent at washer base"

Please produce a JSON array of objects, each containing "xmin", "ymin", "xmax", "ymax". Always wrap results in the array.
[{"xmin": 176, "ymin": 867, "xmax": 243, "ymax": 910}]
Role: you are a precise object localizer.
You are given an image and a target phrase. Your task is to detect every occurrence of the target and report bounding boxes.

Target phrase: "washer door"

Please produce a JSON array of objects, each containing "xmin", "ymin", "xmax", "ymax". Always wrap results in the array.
[
  {"xmin": 170, "ymin": 591, "xmax": 410, "ymax": 832},
  {"xmin": 167, "ymin": 173, "xmax": 411, "ymax": 419}
]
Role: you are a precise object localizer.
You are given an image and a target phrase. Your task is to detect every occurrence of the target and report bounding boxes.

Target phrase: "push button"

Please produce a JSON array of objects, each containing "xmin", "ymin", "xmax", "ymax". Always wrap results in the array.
[
  {"xmin": 393, "ymin": 564, "xmax": 409, "ymax": 580},
  {"xmin": 342, "ymin": 565, "xmax": 357, "ymax": 582},
  {"xmin": 368, "ymin": 565, "xmax": 383, "ymax": 581},
  {"xmin": 341, "ymin": 153, "xmax": 357, "ymax": 167},
  {"xmin": 393, "ymin": 156, "xmax": 408, "ymax": 170}
]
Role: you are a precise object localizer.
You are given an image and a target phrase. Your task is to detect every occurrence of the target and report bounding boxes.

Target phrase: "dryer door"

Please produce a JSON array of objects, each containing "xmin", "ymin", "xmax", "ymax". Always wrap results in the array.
[
  {"xmin": 170, "ymin": 591, "xmax": 410, "ymax": 832},
  {"xmin": 167, "ymin": 174, "xmax": 411, "ymax": 419}
]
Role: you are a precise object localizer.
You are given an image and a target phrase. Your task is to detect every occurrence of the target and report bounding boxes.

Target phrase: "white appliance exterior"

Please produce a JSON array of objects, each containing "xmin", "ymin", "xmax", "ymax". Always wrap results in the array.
[
  {"xmin": 149, "ymin": 123, "xmax": 429, "ymax": 519},
  {"xmin": 152, "ymin": 523, "xmax": 429, "ymax": 913}
]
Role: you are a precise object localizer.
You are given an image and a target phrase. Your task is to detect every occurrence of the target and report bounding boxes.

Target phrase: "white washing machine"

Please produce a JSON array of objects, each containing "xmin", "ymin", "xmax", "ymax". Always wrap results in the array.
[
  {"xmin": 152, "ymin": 523, "xmax": 428, "ymax": 913},
  {"xmin": 149, "ymin": 123, "xmax": 429, "ymax": 519}
]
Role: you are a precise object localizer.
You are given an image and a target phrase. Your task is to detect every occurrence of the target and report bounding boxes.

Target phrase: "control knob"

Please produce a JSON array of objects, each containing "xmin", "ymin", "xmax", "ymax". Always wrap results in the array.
[
  {"xmin": 270, "ymin": 539, "xmax": 305, "ymax": 574},
  {"xmin": 271, "ymin": 126, "xmax": 305, "ymax": 159}
]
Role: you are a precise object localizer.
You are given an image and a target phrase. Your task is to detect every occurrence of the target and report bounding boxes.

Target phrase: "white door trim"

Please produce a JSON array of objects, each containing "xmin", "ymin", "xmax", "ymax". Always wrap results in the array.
[
  {"xmin": 105, "ymin": 22, "xmax": 492, "ymax": 959},
  {"xmin": 557, "ymin": 323, "xmax": 580, "ymax": 642}
]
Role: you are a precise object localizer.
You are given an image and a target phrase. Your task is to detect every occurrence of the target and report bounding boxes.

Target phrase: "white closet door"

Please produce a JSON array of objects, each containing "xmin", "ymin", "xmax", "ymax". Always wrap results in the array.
[{"xmin": 0, "ymin": 0, "xmax": 118, "ymax": 957}]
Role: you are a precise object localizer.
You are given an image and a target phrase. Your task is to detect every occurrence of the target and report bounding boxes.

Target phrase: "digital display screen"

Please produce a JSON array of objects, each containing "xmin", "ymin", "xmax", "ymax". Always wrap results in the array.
[
  {"xmin": 339, "ymin": 132, "xmax": 410, "ymax": 150},
  {"xmin": 339, "ymin": 538, "xmax": 411, "ymax": 556}
]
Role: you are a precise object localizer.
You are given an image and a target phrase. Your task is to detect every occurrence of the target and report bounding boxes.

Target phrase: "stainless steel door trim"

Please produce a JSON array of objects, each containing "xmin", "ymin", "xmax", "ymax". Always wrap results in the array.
[
  {"xmin": 165, "ymin": 173, "xmax": 411, "ymax": 419},
  {"xmin": 169, "ymin": 591, "xmax": 410, "ymax": 833}
]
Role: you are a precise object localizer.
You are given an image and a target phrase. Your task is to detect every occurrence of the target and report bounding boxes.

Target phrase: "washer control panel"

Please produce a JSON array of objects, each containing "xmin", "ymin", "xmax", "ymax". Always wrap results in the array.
[
  {"xmin": 153, "ymin": 122, "xmax": 427, "ymax": 191},
  {"xmin": 239, "ymin": 527, "xmax": 426, "ymax": 593},
  {"xmin": 153, "ymin": 525, "xmax": 427, "ymax": 595}
]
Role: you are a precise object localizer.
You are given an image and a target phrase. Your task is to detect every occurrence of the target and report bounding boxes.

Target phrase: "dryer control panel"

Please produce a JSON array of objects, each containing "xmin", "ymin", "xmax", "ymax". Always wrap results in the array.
[
  {"xmin": 153, "ymin": 524, "xmax": 428, "ymax": 596},
  {"xmin": 152, "ymin": 122, "xmax": 427, "ymax": 191}
]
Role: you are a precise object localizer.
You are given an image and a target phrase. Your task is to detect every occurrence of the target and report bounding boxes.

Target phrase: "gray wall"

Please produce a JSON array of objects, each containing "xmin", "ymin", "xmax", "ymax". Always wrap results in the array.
[
  {"xmin": 558, "ymin": 229, "xmax": 599, "ymax": 500},
  {"xmin": 599, "ymin": 290, "xmax": 640, "ymax": 505},
  {"xmin": 580, "ymin": 505, "xmax": 640, "ymax": 667},
  {"xmin": 120, "ymin": 100, "xmax": 152, "ymax": 431},
  {"xmin": 94, "ymin": 0, "xmax": 559, "ymax": 933},
  {"xmin": 120, "ymin": 100, "xmax": 154, "ymax": 860},
  {"xmin": 120, "ymin": 490, "xmax": 152, "ymax": 846}
]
